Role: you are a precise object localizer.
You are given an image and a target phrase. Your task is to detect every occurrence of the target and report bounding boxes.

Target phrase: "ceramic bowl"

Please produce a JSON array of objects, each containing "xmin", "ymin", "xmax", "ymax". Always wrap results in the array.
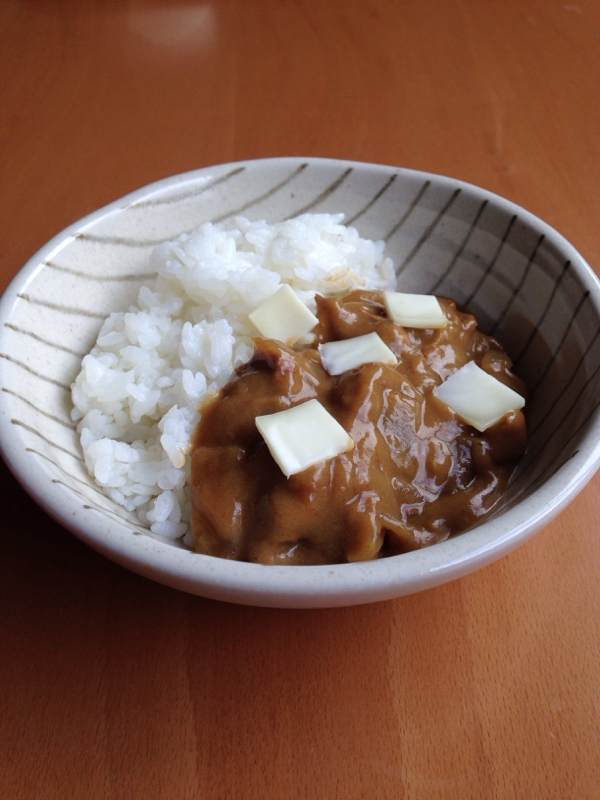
[{"xmin": 2, "ymin": 157, "xmax": 600, "ymax": 608}]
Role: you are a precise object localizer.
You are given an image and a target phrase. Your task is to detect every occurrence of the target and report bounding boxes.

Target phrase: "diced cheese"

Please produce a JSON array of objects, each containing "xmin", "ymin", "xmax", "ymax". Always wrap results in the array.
[
  {"xmin": 255, "ymin": 399, "xmax": 354, "ymax": 477},
  {"xmin": 319, "ymin": 332, "xmax": 397, "ymax": 376},
  {"xmin": 248, "ymin": 284, "xmax": 318, "ymax": 343},
  {"xmin": 433, "ymin": 361, "xmax": 525, "ymax": 431},
  {"xmin": 383, "ymin": 290, "xmax": 447, "ymax": 329}
]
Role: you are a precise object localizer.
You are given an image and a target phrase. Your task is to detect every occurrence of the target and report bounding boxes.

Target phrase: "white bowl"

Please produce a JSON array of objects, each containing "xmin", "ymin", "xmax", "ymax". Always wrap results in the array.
[{"xmin": 2, "ymin": 157, "xmax": 600, "ymax": 608}]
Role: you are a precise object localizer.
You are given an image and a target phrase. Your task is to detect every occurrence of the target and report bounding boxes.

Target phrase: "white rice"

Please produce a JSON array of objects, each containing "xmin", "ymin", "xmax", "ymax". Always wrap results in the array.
[{"xmin": 71, "ymin": 213, "xmax": 396, "ymax": 545}]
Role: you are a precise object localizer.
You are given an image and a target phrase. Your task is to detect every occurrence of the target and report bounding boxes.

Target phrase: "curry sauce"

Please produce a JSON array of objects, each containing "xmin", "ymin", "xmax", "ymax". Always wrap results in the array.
[{"xmin": 190, "ymin": 291, "xmax": 527, "ymax": 565}]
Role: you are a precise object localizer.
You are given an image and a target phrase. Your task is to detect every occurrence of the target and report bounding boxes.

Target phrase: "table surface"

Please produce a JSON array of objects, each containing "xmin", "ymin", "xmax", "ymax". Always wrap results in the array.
[{"xmin": 2, "ymin": 1, "xmax": 600, "ymax": 798}]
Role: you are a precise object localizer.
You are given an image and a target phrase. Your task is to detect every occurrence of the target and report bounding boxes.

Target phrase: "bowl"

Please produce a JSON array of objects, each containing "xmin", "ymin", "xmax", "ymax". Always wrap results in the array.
[{"xmin": 2, "ymin": 157, "xmax": 600, "ymax": 608}]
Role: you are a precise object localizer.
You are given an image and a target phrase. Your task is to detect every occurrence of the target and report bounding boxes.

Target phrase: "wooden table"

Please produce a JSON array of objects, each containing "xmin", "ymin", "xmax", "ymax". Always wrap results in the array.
[{"xmin": 2, "ymin": 1, "xmax": 599, "ymax": 797}]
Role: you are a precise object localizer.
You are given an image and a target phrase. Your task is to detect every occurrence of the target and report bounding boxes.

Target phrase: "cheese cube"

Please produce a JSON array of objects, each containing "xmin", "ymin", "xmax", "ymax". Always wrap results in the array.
[
  {"xmin": 255, "ymin": 399, "xmax": 354, "ymax": 477},
  {"xmin": 433, "ymin": 361, "xmax": 525, "ymax": 431},
  {"xmin": 248, "ymin": 284, "xmax": 318, "ymax": 343},
  {"xmin": 384, "ymin": 291, "xmax": 447, "ymax": 329},
  {"xmin": 319, "ymin": 333, "xmax": 397, "ymax": 376}
]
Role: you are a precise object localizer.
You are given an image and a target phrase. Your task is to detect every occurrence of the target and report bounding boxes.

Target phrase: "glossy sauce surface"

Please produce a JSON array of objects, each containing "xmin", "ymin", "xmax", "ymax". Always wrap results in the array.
[
  {"xmin": 4, "ymin": 4, "xmax": 600, "ymax": 796},
  {"xmin": 191, "ymin": 291, "xmax": 527, "ymax": 565}
]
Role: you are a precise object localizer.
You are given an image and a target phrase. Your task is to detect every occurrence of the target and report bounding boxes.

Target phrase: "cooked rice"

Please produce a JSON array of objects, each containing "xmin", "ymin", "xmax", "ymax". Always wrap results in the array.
[{"xmin": 71, "ymin": 214, "xmax": 396, "ymax": 545}]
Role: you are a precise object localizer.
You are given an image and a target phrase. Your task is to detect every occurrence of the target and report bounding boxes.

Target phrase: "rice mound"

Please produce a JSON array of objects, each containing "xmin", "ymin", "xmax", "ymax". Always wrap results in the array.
[{"xmin": 71, "ymin": 213, "xmax": 396, "ymax": 546}]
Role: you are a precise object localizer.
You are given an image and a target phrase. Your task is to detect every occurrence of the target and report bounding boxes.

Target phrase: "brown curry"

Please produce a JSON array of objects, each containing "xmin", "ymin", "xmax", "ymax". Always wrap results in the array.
[{"xmin": 190, "ymin": 290, "xmax": 527, "ymax": 565}]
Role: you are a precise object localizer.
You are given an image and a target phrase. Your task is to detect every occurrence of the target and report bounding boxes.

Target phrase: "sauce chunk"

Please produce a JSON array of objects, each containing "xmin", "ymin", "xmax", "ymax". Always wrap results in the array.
[{"xmin": 190, "ymin": 291, "xmax": 527, "ymax": 565}]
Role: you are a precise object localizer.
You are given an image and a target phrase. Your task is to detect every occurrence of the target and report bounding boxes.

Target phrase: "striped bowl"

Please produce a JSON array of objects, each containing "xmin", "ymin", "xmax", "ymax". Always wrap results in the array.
[{"xmin": 1, "ymin": 157, "xmax": 600, "ymax": 608}]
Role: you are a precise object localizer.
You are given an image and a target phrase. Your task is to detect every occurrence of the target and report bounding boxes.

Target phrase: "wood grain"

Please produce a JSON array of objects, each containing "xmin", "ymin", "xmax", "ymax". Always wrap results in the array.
[{"xmin": 1, "ymin": 1, "xmax": 600, "ymax": 797}]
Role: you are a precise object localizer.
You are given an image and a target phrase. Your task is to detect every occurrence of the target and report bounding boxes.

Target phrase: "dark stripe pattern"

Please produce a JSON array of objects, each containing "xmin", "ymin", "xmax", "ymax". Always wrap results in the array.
[
  {"xmin": 2, "ymin": 158, "xmax": 600, "ymax": 563},
  {"xmin": 45, "ymin": 261, "xmax": 155, "ymax": 283},
  {"xmin": 4, "ymin": 322, "xmax": 86, "ymax": 356},
  {"xmin": 17, "ymin": 293, "xmax": 107, "ymax": 319}
]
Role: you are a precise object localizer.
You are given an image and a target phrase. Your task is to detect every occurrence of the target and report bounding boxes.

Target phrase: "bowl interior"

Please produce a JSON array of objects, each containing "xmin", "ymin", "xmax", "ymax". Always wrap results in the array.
[{"xmin": 2, "ymin": 157, "xmax": 600, "ymax": 606}]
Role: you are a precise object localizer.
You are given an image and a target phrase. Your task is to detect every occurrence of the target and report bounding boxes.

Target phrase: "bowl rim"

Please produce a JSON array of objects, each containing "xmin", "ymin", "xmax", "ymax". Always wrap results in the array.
[{"xmin": 2, "ymin": 156, "xmax": 600, "ymax": 608}]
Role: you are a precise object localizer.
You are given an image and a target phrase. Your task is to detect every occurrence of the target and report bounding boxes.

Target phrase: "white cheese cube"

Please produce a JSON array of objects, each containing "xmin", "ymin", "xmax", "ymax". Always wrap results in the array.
[
  {"xmin": 433, "ymin": 361, "xmax": 525, "ymax": 432},
  {"xmin": 319, "ymin": 332, "xmax": 397, "ymax": 376},
  {"xmin": 248, "ymin": 284, "xmax": 318, "ymax": 343},
  {"xmin": 255, "ymin": 399, "xmax": 354, "ymax": 477},
  {"xmin": 384, "ymin": 291, "xmax": 447, "ymax": 329}
]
